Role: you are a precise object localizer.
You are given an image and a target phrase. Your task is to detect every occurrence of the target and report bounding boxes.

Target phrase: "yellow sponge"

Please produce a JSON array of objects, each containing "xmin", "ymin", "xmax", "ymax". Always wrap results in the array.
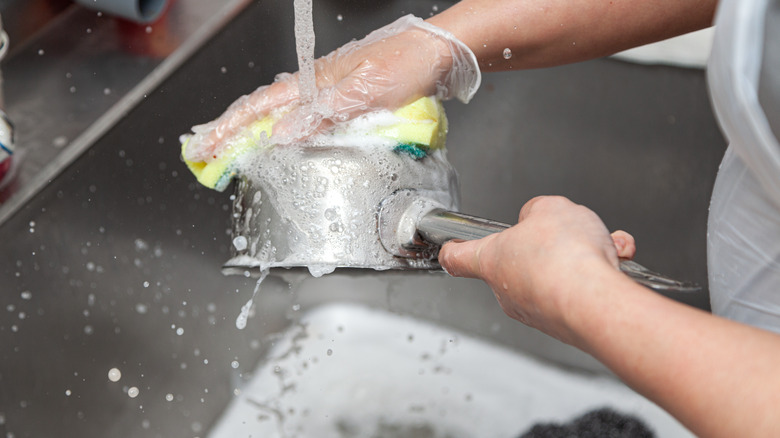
[
  {"xmin": 182, "ymin": 117, "xmax": 275, "ymax": 191},
  {"xmin": 376, "ymin": 96, "xmax": 448, "ymax": 150},
  {"xmin": 181, "ymin": 96, "xmax": 447, "ymax": 191}
]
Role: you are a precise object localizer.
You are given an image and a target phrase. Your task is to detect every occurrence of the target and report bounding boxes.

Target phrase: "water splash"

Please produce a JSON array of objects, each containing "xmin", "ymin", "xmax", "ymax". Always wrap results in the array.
[{"xmin": 236, "ymin": 269, "xmax": 270, "ymax": 330}]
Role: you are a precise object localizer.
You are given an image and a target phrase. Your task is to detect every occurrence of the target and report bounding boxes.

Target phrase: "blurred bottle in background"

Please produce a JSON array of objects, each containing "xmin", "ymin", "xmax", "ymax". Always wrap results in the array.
[{"xmin": 0, "ymin": 12, "xmax": 16, "ymax": 201}]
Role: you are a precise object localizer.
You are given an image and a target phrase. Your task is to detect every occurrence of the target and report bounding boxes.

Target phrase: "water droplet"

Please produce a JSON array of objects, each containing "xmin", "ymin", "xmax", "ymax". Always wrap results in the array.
[
  {"xmin": 324, "ymin": 208, "xmax": 338, "ymax": 221},
  {"xmin": 231, "ymin": 360, "xmax": 239, "ymax": 369},
  {"xmin": 103, "ymin": 88, "xmax": 111, "ymax": 95},
  {"xmin": 108, "ymin": 368, "xmax": 122, "ymax": 382},
  {"xmin": 165, "ymin": 393, "xmax": 174, "ymax": 402},
  {"xmin": 176, "ymin": 327, "xmax": 184, "ymax": 336},
  {"xmin": 52, "ymin": 136, "xmax": 68, "ymax": 148},
  {"xmin": 128, "ymin": 387, "xmax": 139, "ymax": 398},
  {"xmin": 326, "ymin": 349, "xmax": 333, "ymax": 356},
  {"xmin": 135, "ymin": 303, "xmax": 148, "ymax": 314},
  {"xmin": 37, "ymin": 49, "xmax": 44, "ymax": 55},
  {"xmin": 336, "ymin": 14, "xmax": 343, "ymax": 21},
  {"xmin": 145, "ymin": 26, "xmax": 152, "ymax": 34},
  {"xmin": 503, "ymin": 48, "xmax": 512, "ymax": 59},
  {"xmin": 232, "ymin": 236, "xmax": 248, "ymax": 251},
  {"xmin": 20, "ymin": 291, "xmax": 32, "ymax": 300},
  {"xmin": 220, "ymin": 66, "xmax": 227, "ymax": 74},
  {"xmin": 65, "ymin": 389, "xmax": 72, "ymax": 396},
  {"xmin": 134, "ymin": 239, "xmax": 149, "ymax": 251}
]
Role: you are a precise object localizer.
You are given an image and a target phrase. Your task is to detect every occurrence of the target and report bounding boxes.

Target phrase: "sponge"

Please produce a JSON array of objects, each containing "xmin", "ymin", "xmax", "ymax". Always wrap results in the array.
[
  {"xmin": 181, "ymin": 96, "xmax": 447, "ymax": 191},
  {"xmin": 182, "ymin": 117, "xmax": 275, "ymax": 191},
  {"xmin": 377, "ymin": 96, "xmax": 448, "ymax": 150}
]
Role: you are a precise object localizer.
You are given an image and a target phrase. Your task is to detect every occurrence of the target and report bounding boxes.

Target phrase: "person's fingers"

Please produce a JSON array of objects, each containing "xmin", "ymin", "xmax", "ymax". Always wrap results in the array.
[
  {"xmin": 439, "ymin": 237, "xmax": 494, "ymax": 279},
  {"xmin": 245, "ymin": 75, "xmax": 300, "ymax": 115},
  {"xmin": 611, "ymin": 230, "xmax": 636, "ymax": 260},
  {"xmin": 269, "ymin": 104, "xmax": 328, "ymax": 143},
  {"xmin": 200, "ymin": 79, "xmax": 300, "ymax": 151},
  {"xmin": 271, "ymin": 70, "xmax": 419, "ymax": 142}
]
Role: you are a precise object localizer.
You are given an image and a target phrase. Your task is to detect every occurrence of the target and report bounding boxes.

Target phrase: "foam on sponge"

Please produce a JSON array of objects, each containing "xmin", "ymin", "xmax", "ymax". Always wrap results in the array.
[{"xmin": 181, "ymin": 96, "xmax": 447, "ymax": 191}]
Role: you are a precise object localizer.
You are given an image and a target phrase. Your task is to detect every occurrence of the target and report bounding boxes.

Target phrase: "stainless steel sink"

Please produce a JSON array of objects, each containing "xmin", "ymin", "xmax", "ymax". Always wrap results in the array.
[{"xmin": 0, "ymin": 0, "xmax": 726, "ymax": 437}]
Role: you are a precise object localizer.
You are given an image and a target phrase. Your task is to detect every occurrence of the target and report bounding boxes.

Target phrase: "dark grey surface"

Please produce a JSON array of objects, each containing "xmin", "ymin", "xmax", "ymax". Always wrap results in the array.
[
  {"xmin": 0, "ymin": 0, "xmax": 725, "ymax": 436},
  {"xmin": 0, "ymin": 0, "xmax": 248, "ymax": 223}
]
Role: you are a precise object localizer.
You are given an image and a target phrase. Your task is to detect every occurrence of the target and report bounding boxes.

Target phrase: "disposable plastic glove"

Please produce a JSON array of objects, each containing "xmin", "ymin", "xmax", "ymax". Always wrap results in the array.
[{"xmin": 183, "ymin": 14, "xmax": 480, "ymax": 163}]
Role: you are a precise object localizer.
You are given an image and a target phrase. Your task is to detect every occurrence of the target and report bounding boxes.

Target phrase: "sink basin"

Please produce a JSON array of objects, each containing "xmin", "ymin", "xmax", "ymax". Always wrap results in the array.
[
  {"xmin": 0, "ymin": 0, "xmax": 726, "ymax": 437},
  {"xmin": 209, "ymin": 302, "xmax": 688, "ymax": 437}
]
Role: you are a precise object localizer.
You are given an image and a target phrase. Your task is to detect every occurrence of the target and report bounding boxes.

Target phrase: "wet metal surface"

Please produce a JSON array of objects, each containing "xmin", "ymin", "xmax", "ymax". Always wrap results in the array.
[{"xmin": 0, "ymin": 0, "xmax": 250, "ymax": 223}]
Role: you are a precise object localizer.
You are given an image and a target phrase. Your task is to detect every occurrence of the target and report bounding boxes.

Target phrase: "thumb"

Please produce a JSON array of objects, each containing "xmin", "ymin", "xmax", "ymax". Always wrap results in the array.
[{"xmin": 438, "ymin": 238, "xmax": 490, "ymax": 279}]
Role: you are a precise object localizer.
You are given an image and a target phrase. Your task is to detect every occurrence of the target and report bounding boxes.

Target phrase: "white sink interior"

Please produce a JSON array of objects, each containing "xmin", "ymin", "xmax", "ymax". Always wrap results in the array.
[{"xmin": 210, "ymin": 303, "xmax": 690, "ymax": 438}]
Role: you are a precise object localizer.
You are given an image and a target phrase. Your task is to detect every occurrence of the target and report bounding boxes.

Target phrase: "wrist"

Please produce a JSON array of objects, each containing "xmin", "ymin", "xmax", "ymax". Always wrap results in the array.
[
  {"xmin": 414, "ymin": 17, "xmax": 481, "ymax": 103},
  {"xmin": 558, "ymin": 258, "xmax": 647, "ymax": 351}
]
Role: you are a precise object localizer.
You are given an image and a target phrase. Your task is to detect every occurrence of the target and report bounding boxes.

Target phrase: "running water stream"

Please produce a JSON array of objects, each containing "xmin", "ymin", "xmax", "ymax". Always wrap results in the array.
[
  {"xmin": 293, "ymin": 0, "xmax": 317, "ymax": 105},
  {"xmin": 235, "ymin": 0, "xmax": 317, "ymax": 330}
]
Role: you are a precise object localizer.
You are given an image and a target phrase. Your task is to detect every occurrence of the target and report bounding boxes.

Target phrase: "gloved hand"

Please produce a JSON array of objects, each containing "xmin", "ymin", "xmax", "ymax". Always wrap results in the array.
[
  {"xmin": 438, "ymin": 196, "xmax": 636, "ymax": 344},
  {"xmin": 183, "ymin": 14, "xmax": 480, "ymax": 163}
]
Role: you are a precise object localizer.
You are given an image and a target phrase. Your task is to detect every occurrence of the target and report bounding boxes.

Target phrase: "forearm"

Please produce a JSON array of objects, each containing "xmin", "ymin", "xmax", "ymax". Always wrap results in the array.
[
  {"xmin": 568, "ymin": 263, "xmax": 780, "ymax": 437},
  {"xmin": 427, "ymin": 0, "xmax": 717, "ymax": 71}
]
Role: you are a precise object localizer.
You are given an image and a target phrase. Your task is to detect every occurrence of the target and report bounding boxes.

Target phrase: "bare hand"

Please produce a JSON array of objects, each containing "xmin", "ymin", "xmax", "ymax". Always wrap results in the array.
[{"xmin": 438, "ymin": 196, "xmax": 635, "ymax": 342}]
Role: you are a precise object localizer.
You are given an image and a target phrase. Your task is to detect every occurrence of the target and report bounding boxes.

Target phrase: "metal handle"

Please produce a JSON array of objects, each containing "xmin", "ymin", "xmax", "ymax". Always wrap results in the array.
[{"xmin": 416, "ymin": 209, "xmax": 701, "ymax": 293}]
